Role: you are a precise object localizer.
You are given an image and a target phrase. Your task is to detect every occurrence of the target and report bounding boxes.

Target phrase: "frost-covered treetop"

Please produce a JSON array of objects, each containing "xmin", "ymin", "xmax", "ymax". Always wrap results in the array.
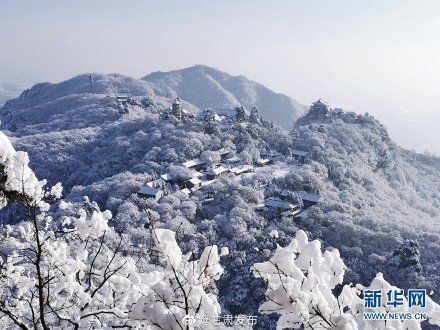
[
  {"xmin": 0, "ymin": 132, "xmax": 47, "ymax": 209},
  {"xmin": 252, "ymin": 230, "xmax": 349, "ymax": 329},
  {"xmin": 132, "ymin": 227, "xmax": 226, "ymax": 328},
  {"xmin": 252, "ymin": 230, "xmax": 440, "ymax": 330},
  {"xmin": 0, "ymin": 132, "xmax": 227, "ymax": 329}
]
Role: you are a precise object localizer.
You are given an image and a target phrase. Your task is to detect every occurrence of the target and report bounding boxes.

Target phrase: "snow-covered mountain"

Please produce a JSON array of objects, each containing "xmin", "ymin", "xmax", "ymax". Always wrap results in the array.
[
  {"xmin": 0, "ymin": 73, "xmax": 199, "ymax": 135},
  {"xmin": 1, "ymin": 71, "xmax": 440, "ymax": 327},
  {"xmin": 143, "ymin": 65, "xmax": 306, "ymax": 129},
  {"xmin": 0, "ymin": 80, "xmax": 31, "ymax": 106},
  {"xmin": 1, "ymin": 66, "xmax": 305, "ymax": 133}
]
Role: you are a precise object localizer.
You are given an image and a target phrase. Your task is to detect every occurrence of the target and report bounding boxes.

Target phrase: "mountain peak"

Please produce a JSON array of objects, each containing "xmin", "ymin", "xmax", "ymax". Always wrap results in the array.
[
  {"xmin": 1, "ymin": 66, "xmax": 306, "ymax": 133},
  {"xmin": 1, "ymin": 73, "xmax": 163, "ymax": 112},
  {"xmin": 143, "ymin": 65, "xmax": 306, "ymax": 129},
  {"xmin": 186, "ymin": 64, "xmax": 220, "ymax": 71}
]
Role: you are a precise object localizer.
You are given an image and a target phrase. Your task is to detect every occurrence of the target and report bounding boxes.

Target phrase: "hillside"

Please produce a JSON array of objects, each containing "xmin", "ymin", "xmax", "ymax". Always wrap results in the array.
[
  {"xmin": 1, "ymin": 75, "xmax": 440, "ymax": 328},
  {"xmin": 143, "ymin": 64, "xmax": 306, "ymax": 129},
  {"xmin": 0, "ymin": 80, "xmax": 30, "ymax": 106},
  {"xmin": 291, "ymin": 101, "xmax": 440, "ymax": 291}
]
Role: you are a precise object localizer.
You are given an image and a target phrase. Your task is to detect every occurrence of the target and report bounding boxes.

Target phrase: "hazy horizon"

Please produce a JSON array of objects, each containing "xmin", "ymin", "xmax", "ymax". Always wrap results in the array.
[{"xmin": 1, "ymin": 0, "xmax": 439, "ymax": 155}]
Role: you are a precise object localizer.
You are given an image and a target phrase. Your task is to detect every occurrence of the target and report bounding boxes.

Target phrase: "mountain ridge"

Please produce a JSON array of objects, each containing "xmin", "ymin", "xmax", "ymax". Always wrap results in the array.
[
  {"xmin": 2, "ymin": 65, "xmax": 305, "ymax": 132},
  {"xmin": 0, "ymin": 80, "xmax": 440, "ymax": 323},
  {"xmin": 142, "ymin": 64, "xmax": 306, "ymax": 129}
]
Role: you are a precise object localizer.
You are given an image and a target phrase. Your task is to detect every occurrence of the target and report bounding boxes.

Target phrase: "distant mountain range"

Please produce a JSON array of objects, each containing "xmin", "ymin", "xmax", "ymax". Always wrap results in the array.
[
  {"xmin": 143, "ymin": 65, "xmax": 306, "ymax": 128},
  {"xmin": 0, "ymin": 80, "xmax": 32, "ymax": 106},
  {"xmin": 0, "ymin": 65, "xmax": 305, "ymax": 131},
  {"xmin": 1, "ymin": 66, "xmax": 440, "ymax": 321}
]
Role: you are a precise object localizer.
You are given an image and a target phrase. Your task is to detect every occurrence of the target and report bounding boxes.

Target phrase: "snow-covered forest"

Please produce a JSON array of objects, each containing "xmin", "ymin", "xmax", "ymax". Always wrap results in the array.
[{"xmin": 1, "ymin": 66, "xmax": 440, "ymax": 329}]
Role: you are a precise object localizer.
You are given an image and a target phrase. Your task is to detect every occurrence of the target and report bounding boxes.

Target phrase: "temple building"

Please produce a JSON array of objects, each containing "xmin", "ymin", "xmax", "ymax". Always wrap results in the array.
[{"xmin": 172, "ymin": 97, "xmax": 183, "ymax": 121}]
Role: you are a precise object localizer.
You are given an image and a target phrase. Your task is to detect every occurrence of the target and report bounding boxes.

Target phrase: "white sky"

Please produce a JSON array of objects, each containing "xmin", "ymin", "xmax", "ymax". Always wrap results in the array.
[{"xmin": 1, "ymin": 0, "xmax": 439, "ymax": 154}]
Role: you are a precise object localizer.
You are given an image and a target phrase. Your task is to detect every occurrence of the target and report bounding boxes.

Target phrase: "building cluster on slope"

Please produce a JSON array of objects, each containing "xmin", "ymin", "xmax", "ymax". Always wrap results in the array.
[
  {"xmin": 166, "ymin": 97, "xmax": 250, "ymax": 128},
  {"xmin": 115, "ymin": 91, "xmax": 145, "ymax": 114},
  {"xmin": 137, "ymin": 145, "xmax": 319, "ymax": 216},
  {"xmin": 136, "ymin": 96, "xmax": 321, "ymax": 215},
  {"xmin": 259, "ymin": 190, "xmax": 321, "ymax": 217},
  {"xmin": 137, "ymin": 147, "xmax": 255, "ymax": 200}
]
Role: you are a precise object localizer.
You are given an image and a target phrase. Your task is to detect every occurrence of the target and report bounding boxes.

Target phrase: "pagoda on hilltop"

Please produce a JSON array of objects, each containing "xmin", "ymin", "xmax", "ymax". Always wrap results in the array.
[
  {"xmin": 310, "ymin": 99, "xmax": 329, "ymax": 116},
  {"xmin": 172, "ymin": 97, "xmax": 183, "ymax": 121}
]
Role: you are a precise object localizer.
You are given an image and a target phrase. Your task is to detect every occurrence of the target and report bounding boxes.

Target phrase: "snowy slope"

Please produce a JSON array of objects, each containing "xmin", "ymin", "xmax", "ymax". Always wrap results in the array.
[
  {"xmin": 0, "ymin": 73, "xmax": 202, "ymax": 188},
  {"xmin": 143, "ymin": 65, "xmax": 306, "ymax": 129},
  {"xmin": 1, "ymin": 70, "xmax": 440, "ymax": 321},
  {"xmin": 0, "ymin": 73, "xmax": 199, "ymax": 135},
  {"xmin": 0, "ymin": 80, "xmax": 31, "ymax": 106},
  {"xmin": 290, "ymin": 105, "xmax": 440, "ymax": 290}
]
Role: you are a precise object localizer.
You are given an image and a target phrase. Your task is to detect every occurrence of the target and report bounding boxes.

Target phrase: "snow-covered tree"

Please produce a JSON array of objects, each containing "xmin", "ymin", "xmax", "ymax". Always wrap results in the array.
[
  {"xmin": 0, "ymin": 133, "xmax": 139, "ymax": 328},
  {"xmin": 249, "ymin": 107, "xmax": 261, "ymax": 124},
  {"xmin": 203, "ymin": 108, "xmax": 219, "ymax": 134},
  {"xmin": 131, "ymin": 226, "xmax": 226, "ymax": 329},
  {"xmin": 200, "ymin": 150, "xmax": 221, "ymax": 167},
  {"xmin": 0, "ymin": 132, "xmax": 226, "ymax": 329},
  {"xmin": 168, "ymin": 165, "xmax": 196, "ymax": 183},
  {"xmin": 1, "ymin": 204, "xmax": 146, "ymax": 329},
  {"xmin": 235, "ymin": 106, "xmax": 247, "ymax": 122},
  {"xmin": 0, "ymin": 131, "xmax": 47, "ymax": 209},
  {"xmin": 252, "ymin": 230, "xmax": 440, "ymax": 329}
]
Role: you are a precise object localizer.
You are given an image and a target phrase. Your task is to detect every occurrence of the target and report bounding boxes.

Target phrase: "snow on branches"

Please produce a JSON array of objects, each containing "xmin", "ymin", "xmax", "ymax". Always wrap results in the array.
[
  {"xmin": 0, "ymin": 132, "xmax": 226, "ymax": 329},
  {"xmin": 1, "ymin": 197, "xmax": 226, "ymax": 329},
  {"xmin": 252, "ymin": 230, "xmax": 440, "ymax": 330},
  {"xmin": 0, "ymin": 206, "xmax": 141, "ymax": 329},
  {"xmin": 1, "ymin": 130, "xmax": 439, "ymax": 330},
  {"xmin": 131, "ymin": 228, "xmax": 224, "ymax": 329},
  {"xmin": 0, "ymin": 132, "xmax": 47, "ymax": 209},
  {"xmin": 251, "ymin": 229, "xmax": 351, "ymax": 329}
]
